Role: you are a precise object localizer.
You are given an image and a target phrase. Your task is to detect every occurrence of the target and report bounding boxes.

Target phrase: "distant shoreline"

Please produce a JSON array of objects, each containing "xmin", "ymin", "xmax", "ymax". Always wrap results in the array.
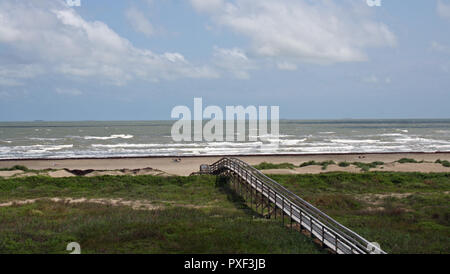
[{"xmin": 1, "ymin": 150, "xmax": 450, "ymax": 162}]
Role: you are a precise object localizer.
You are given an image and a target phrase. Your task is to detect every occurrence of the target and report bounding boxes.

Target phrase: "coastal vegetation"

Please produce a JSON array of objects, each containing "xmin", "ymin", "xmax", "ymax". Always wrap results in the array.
[
  {"xmin": 0, "ymin": 172, "xmax": 448, "ymax": 254},
  {"xmin": 253, "ymin": 162, "xmax": 296, "ymax": 170},
  {"xmin": 0, "ymin": 165, "xmax": 29, "ymax": 172},
  {"xmin": 299, "ymin": 160, "xmax": 336, "ymax": 170},
  {"xmin": 254, "ymin": 160, "xmax": 383, "ymax": 171},
  {"xmin": 397, "ymin": 158, "xmax": 424, "ymax": 164},
  {"xmin": 0, "ymin": 175, "xmax": 321, "ymax": 254},
  {"xmin": 436, "ymin": 159, "xmax": 450, "ymax": 167},
  {"xmin": 252, "ymin": 159, "xmax": 450, "ymax": 172},
  {"xmin": 270, "ymin": 172, "xmax": 450, "ymax": 254},
  {"xmin": 351, "ymin": 161, "xmax": 384, "ymax": 172}
]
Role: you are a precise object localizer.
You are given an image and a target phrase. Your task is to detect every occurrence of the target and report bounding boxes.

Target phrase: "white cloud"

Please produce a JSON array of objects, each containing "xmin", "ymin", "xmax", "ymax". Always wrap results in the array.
[
  {"xmin": 125, "ymin": 7, "xmax": 154, "ymax": 37},
  {"xmin": 437, "ymin": 0, "xmax": 450, "ymax": 19},
  {"xmin": 191, "ymin": 0, "xmax": 396, "ymax": 65},
  {"xmin": 0, "ymin": 64, "xmax": 43, "ymax": 86},
  {"xmin": 430, "ymin": 41, "xmax": 450, "ymax": 54},
  {"xmin": 0, "ymin": 0, "xmax": 218, "ymax": 86},
  {"xmin": 55, "ymin": 87, "xmax": 83, "ymax": 96},
  {"xmin": 277, "ymin": 62, "xmax": 298, "ymax": 71},
  {"xmin": 190, "ymin": 0, "xmax": 225, "ymax": 13},
  {"xmin": 363, "ymin": 75, "xmax": 379, "ymax": 83},
  {"xmin": 212, "ymin": 46, "xmax": 256, "ymax": 79},
  {"xmin": 362, "ymin": 75, "xmax": 391, "ymax": 84}
]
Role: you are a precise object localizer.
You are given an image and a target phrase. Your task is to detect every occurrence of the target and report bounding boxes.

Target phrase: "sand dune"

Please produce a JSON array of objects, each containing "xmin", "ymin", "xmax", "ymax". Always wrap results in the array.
[{"xmin": 0, "ymin": 152, "xmax": 449, "ymax": 177}]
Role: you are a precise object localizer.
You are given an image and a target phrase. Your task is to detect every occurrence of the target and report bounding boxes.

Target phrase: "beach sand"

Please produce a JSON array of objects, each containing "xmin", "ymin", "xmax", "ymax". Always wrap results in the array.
[{"xmin": 1, "ymin": 152, "xmax": 450, "ymax": 177}]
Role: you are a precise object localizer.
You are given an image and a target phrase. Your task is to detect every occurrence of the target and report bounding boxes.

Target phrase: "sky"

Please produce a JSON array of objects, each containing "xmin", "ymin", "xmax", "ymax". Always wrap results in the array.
[{"xmin": 0, "ymin": 0, "xmax": 449, "ymax": 121}]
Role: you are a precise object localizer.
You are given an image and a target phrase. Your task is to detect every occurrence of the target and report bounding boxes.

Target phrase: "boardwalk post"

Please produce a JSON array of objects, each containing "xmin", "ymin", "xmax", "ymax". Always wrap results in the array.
[
  {"xmin": 250, "ymin": 177, "xmax": 253, "ymax": 209},
  {"xmin": 299, "ymin": 208, "xmax": 302, "ymax": 231},
  {"xmin": 273, "ymin": 191, "xmax": 277, "ymax": 219},
  {"xmin": 335, "ymin": 234, "xmax": 338, "ymax": 253},
  {"xmin": 290, "ymin": 204, "xmax": 293, "ymax": 229},
  {"xmin": 321, "ymin": 226, "xmax": 325, "ymax": 247},
  {"xmin": 261, "ymin": 185, "xmax": 266, "ymax": 216}
]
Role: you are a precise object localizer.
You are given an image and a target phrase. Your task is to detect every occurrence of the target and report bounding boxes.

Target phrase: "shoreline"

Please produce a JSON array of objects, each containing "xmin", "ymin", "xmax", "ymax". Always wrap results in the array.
[
  {"xmin": 1, "ymin": 152, "xmax": 450, "ymax": 176},
  {"xmin": 1, "ymin": 150, "xmax": 450, "ymax": 162}
]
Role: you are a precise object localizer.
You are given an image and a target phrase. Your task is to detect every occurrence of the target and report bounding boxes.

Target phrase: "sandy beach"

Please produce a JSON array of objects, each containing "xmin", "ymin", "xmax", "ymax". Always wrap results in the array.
[{"xmin": 1, "ymin": 152, "xmax": 450, "ymax": 177}]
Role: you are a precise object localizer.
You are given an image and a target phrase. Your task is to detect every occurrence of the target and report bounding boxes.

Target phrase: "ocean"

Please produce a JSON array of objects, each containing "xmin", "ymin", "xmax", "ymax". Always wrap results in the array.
[{"xmin": 0, "ymin": 119, "xmax": 449, "ymax": 159}]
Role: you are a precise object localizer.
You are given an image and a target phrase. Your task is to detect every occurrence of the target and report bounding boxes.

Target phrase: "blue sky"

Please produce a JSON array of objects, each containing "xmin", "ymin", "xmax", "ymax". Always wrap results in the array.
[{"xmin": 0, "ymin": 0, "xmax": 449, "ymax": 121}]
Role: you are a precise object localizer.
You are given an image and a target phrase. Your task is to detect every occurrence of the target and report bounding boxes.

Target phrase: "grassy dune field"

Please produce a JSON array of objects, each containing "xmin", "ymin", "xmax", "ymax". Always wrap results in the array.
[
  {"xmin": 0, "ymin": 175, "xmax": 321, "ymax": 254},
  {"xmin": 270, "ymin": 172, "xmax": 450, "ymax": 254},
  {"xmin": 0, "ymin": 171, "xmax": 448, "ymax": 254}
]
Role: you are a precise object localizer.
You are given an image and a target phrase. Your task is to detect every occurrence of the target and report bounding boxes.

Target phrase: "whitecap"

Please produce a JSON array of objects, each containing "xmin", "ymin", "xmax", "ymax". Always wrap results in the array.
[
  {"xmin": 379, "ymin": 133, "xmax": 405, "ymax": 137},
  {"xmin": 84, "ymin": 134, "xmax": 134, "ymax": 140},
  {"xmin": 330, "ymin": 139, "xmax": 380, "ymax": 144}
]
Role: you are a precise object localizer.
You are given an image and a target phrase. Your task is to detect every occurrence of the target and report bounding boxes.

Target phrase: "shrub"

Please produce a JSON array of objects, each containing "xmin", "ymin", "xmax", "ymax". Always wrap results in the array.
[
  {"xmin": 299, "ymin": 161, "xmax": 335, "ymax": 170},
  {"xmin": 0, "ymin": 165, "xmax": 29, "ymax": 172},
  {"xmin": 351, "ymin": 162, "xmax": 384, "ymax": 172},
  {"xmin": 321, "ymin": 161, "xmax": 336, "ymax": 170},
  {"xmin": 435, "ymin": 159, "xmax": 450, "ymax": 167},
  {"xmin": 253, "ymin": 162, "xmax": 296, "ymax": 170},
  {"xmin": 299, "ymin": 161, "xmax": 318, "ymax": 167},
  {"xmin": 397, "ymin": 158, "xmax": 422, "ymax": 164}
]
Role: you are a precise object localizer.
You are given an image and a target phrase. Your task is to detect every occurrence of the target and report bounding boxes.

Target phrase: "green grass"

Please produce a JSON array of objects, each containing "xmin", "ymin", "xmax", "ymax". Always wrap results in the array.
[
  {"xmin": 397, "ymin": 158, "xmax": 423, "ymax": 164},
  {"xmin": 0, "ymin": 175, "xmax": 224, "ymax": 204},
  {"xmin": 0, "ymin": 175, "xmax": 322, "ymax": 254},
  {"xmin": 262, "ymin": 160, "xmax": 386, "ymax": 171},
  {"xmin": 0, "ymin": 165, "xmax": 29, "ymax": 172},
  {"xmin": 1, "ymin": 172, "xmax": 448, "ymax": 254},
  {"xmin": 351, "ymin": 161, "xmax": 384, "ymax": 172},
  {"xmin": 0, "ymin": 201, "xmax": 322, "ymax": 254},
  {"xmin": 269, "ymin": 172, "xmax": 450, "ymax": 254},
  {"xmin": 299, "ymin": 160, "xmax": 336, "ymax": 170},
  {"xmin": 436, "ymin": 159, "xmax": 450, "ymax": 168},
  {"xmin": 338, "ymin": 162, "xmax": 351, "ymax": 167},
  {"xmin": 253, "ymin": 162, "xmax": 296, "ymax": 170}
]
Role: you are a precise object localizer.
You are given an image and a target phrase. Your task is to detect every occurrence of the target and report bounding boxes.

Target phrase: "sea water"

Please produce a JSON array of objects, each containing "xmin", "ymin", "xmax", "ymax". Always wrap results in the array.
[{"xmin": 0, "ymin": 119, "xmax": 449, "ymax": 159}]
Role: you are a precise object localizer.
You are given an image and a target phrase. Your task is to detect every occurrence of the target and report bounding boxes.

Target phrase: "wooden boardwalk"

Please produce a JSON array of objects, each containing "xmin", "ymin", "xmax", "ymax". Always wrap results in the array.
[{"xmin": 203, "ymin": 157, "xmax": 386, "ymax": 254}]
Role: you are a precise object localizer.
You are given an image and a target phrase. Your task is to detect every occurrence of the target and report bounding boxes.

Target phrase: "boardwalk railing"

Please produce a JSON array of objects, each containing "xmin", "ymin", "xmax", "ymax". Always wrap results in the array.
[{"xmin": 205, "ymin": 157, "xmax": 386, "ymax": 254}]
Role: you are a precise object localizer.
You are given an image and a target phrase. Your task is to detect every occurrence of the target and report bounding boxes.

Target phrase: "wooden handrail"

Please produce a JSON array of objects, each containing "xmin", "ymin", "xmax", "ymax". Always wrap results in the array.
[{"xmin": 204, "ymin": 157, "xmax": 386, "ymax": 254}]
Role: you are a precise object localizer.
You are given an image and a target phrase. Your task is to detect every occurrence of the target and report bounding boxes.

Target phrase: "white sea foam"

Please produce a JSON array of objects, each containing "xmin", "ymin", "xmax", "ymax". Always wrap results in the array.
[
  {"xmin": 84, "ymin": 134, "xmax": 134, "ymax": 140},
  {"xmin": 5, "ymin": 144, "xmax": 73, "ymax": 150},
  {"xmin": 92, "ymin": 143, "xmax": 202, "ymax": 148},
  {"xmin": 379, "ymin": 133, "xmax": 405, "ymax": 137},
  {"xmin": 330, "ymin": 139, "xmax": 380, "ymax": 144},
  {"xmin": 28, "ymin": 137, "xmax": 63, "ymax": 141},
  {"xmin": 394, "ymin": 137, "xmax": 450, "ymax": 144},
  {"xmin": 206, "ymin": 142, "xmax": 264, "ymax": 147},
  {"xmin": 267, "ymin": 138, "xmax": 307, "ymax": 145},
  {"xmin": 248, "ymin": 134, "xmax": 294, "ymax": 139},
  {"xmin": 0, "ymin": 144, "xmax": 74, "ymax": 157}
]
